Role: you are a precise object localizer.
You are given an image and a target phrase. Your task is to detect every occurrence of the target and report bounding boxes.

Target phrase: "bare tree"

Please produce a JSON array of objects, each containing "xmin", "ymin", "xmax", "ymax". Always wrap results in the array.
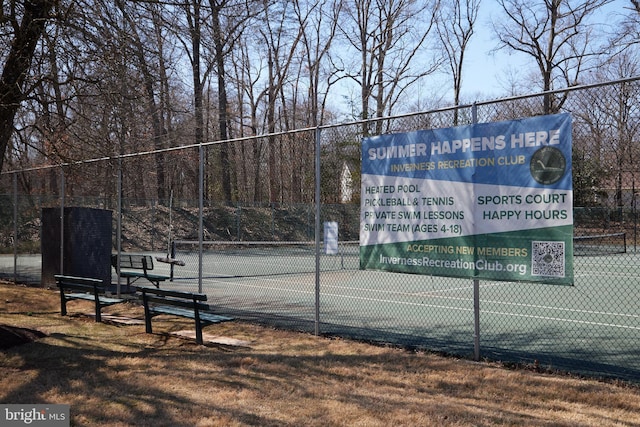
[
  {"xmin": 7, "ymin": 0, "xmax": 160, "ymax": 199},
  {"xmin": 608, "ymin": 1, "xmax": 640, "ymax": 56},
  {"xmin": 581, "ymin": 51, "xmax": 640, "ymax": 208},
  {"xmin": 229, "ymin": 40, "xmax": 265, "ymax": 202},
  {"xmin": 287, "ymin": 0, "xmax": 341, "ymax": 202},
  {"xmin": 257, "ymin": 0, "xmax": 303, "ymax": 203},
  {"xmin": 493, "ymin": 0, "xmax": 612, "ymax": 114},
  {"xmin": 0, "ymin": 0, "xmax": 57, "ymax": 173},
  {"xmin": 115, "ymin": 0, "xmax": 172, "ymax": 200},
  {"xmin": 174, "ymin": 0, "xmax": 215, "ymax": 202},
  {"xmin": 207, "ymin": 0, "xmax": 255, "ymax": 204},
  {"xmin": 436, "ymin": 0, "xmax": 480, "ymax": 125},
  {"xmin": 293, "ymin": 0, "xmax": 342, "ymax": 127},
  {"xmin": 339, "ymin": 0, "xmax": 441, "ymax": 136}
]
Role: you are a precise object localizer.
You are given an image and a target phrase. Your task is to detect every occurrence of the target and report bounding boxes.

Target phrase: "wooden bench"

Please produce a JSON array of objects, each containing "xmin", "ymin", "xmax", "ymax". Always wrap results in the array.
[
  {"xmin": 112, "ymin": 254, "xmax": 170, "ymax": 289},
  {"xmin": 137, "ymin": 287, "xmax": 233, "ymax": 344},
  {"xmin": 56, "ymin": 275, "xmax": 125, "ymax": 322}
]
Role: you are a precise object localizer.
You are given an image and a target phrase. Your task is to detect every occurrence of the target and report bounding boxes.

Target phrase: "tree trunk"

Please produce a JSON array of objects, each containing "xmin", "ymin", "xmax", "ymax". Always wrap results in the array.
[
  {"xmin": 0, "ymin": 0, "xmax": 56, "ymax": 173},
  {"xmin": 212, "ymin": 5, "xmax": 232, "ymax": 204}
]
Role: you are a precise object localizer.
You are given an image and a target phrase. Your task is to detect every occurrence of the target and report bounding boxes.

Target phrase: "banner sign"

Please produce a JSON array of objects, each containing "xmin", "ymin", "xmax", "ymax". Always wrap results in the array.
[{"xmin": 360, "ymin": 113, "xmax": 573, "ymax": 285}]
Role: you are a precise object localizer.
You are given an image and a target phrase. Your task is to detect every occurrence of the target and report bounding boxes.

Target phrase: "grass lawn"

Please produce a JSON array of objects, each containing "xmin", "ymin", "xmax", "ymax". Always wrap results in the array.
[{"xmin": 1, "ymin": 281, "xmax": 639, "ymax": 426}]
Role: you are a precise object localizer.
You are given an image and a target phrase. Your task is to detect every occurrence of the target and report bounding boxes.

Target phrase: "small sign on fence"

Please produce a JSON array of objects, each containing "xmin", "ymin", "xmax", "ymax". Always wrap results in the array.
[{"xmin": 324, "ymin": 221, "xmax": 339, "ymax": 255}]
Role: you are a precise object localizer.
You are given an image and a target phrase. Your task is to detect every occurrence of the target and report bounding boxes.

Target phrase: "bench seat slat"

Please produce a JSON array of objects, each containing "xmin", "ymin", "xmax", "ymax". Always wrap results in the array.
[
  {"xmin": 66, "ymin": 293, "xmax": 123, "ymax": 305},
  {"xmin": 145, "ymin": 295, "xmax": 209, "ymax": 311},
  {"xmin": 139, "ymin": 273, "xmax": 170, "ymax": 281},
  {"xmin": 138, "ymin": 287, "xmax": 207, "ymax": 301},
  {"xmin": 118, "ymin": 272, "xmax": 146, "ymax": 278},
  {"xmin": 198, "ymin": 313, "xmax": 233, "ymax": 323},
  {"xmin": 150, "ymin": 306, "xmax": 232, "ymax": 324},
  {"xmin": 119, "ymin": 271, "xmax": 170, "ymax": 280}
]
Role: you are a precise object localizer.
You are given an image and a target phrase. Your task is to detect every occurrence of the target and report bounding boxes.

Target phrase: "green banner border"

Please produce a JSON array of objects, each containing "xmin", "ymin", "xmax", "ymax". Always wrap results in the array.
[{"xmin": 360, "ymin": 225, "xmax": 573, "ymax": 284}]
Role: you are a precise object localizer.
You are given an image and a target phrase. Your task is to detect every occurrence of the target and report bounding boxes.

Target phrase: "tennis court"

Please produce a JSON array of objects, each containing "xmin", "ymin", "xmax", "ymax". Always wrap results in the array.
[
  {"xmin": 161, "ymin": 237, "xmax": 640, "ymax": 382},
  {"xmin": 1, "ymin": 234, "xmax": 638, "ymax": 382}
]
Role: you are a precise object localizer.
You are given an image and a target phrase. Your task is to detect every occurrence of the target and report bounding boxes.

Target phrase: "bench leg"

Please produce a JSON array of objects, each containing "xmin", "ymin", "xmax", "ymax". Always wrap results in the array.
[
  {"xmin": 60, "ymin": 291, "xmax": 67, "ymax": 316},
  {"xmin": 145, "ymin": 315, "xmax": 153, "ymax": 334},
  {"xmin": 142, "ymin": 298, "xmax": 153, "ymax": 334},
  {"xmin": 194, "ymin": 310, "xmax": 203, "ymax": 345},
  {"xmin": 93, "ymin": 294, "xmax": 102, "ymax": 322}
]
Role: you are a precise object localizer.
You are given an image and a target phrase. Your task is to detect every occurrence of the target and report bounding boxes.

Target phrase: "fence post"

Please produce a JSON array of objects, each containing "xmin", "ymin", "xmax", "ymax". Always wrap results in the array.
[
  {"xmin": 116, "ymin": 158, "xmax": 122, "ymax": 297},
  {"xmin": 198, "ymin": 142, "xmax": 204, "ymax": 293},
  {"xmin": 12, "ymin": 172, "xmax": 17, "ymax": 283},
  {"xmin": 472, "ymin": 102, "xmax": 481, "ymax": 362},
  {"xmin": 59, "ymin": 168, "xmax": 65, "ymax": 277},
  {"xmin": 315, "ymin": 127, "xmax": 321, "ymax": 336},
  {"xmin": 473, "ymin": 279, "xmax": 480, "ymax": 361}
]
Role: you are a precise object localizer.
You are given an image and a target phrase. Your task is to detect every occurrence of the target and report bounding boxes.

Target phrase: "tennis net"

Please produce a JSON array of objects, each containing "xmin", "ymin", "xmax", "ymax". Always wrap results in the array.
[
  {"xmin": 172, "ymin": 240, "xmax": 360, "ymax": 278},
  {"xmin": 573, "ymin": 232, "xmax": 626, "ymax": 256},
  {"xmin": 173, "ymin": 234, "xmax": 626, "ymax": 279}
]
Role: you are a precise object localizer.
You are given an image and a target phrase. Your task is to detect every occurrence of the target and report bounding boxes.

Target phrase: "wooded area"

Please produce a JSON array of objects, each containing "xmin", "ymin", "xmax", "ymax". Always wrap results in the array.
[{"xmin": 1, "ymin": 0, "xmax": 640, "ymax": 206}]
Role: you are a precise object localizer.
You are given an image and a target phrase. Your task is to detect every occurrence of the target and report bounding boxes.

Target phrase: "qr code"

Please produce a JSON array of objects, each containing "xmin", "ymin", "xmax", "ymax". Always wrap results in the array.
[{"xmin": 531, "ymin": 241, "xmax": 565, "ymax": 277}]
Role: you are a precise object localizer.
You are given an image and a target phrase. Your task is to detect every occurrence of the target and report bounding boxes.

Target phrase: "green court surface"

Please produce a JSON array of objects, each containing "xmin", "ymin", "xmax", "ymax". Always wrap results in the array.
[
  {"xmin": 163, "ymin": 246, "xmax": 640, "ymax": 382},
  {"xmin": 2, "ymin": 249, "xmax": 639, "ymax": 382}
]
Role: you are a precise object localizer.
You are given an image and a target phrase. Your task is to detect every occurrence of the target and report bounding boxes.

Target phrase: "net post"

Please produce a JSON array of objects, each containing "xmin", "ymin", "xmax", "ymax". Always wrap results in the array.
[{"xmin": 170, "ymin": 240, "xmax": 176, "ymax": 281}]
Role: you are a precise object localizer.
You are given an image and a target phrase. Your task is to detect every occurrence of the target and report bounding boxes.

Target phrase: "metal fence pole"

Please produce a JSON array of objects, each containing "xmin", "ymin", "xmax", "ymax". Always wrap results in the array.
[
  {"xmin": 198, "ymin": 143, "xmax": 204, "ymax": 293},
  {"xmin": 472, "ymin": 102, "xmax": 481, "ymax": 362},
  {"xmin": 116, "ymin": 159, "xmax": 122, "ymax": 297},
  {"xmin": 473, "ymin": 279, "xmax": 480, "ymax": 361},
  {"xmin": 315, "ymin": 127, "xmax": 321, "ymax": 336},
  {"xmin": 59, "ymin": 168, "xmax": 65, "ymax": 277},
  {"xmin": 12, "ymin": 172, "xmax": 17, "ymax": 283}
]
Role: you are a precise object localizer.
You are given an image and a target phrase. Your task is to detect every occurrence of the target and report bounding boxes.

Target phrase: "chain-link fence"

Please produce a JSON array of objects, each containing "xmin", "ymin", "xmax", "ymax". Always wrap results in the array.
[{"xmin": 2, "ymin": 78, "xmax": 640, "ymax": 383}]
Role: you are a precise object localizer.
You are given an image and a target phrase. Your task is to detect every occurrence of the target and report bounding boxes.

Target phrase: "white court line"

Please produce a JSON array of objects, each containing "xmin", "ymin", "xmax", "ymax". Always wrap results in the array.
[
  {"xmin": 326, "ymin": 281, "xmax": 640, "ymax": 322},
  {"xmin": 573, "ymin": 271, "xmax": 640, "ymax": 279},
  {"xmin": 174, "ymin": 263, "xmax": 640, "ymax": 323},
  {"xmin": 205, "ymin": 276, "xmax": 640, "ymax": 330},
  {"xmin": 205, "ymin": 277, "xmax": 476, "ymax": 314},
  {"xmin": 194, "ymin": 272, "xmax": 476, "ymax": 303},
  {"xmin": 479, "ymin": 310, "xmax": 640, "ymax": 331},
  {"xmin": 184, "ymin": 274, "xmax": 640, "ymax": 329},
  {"xmin": 479, "ymin": 298, "xmax": 640, "ymax": 320}
]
